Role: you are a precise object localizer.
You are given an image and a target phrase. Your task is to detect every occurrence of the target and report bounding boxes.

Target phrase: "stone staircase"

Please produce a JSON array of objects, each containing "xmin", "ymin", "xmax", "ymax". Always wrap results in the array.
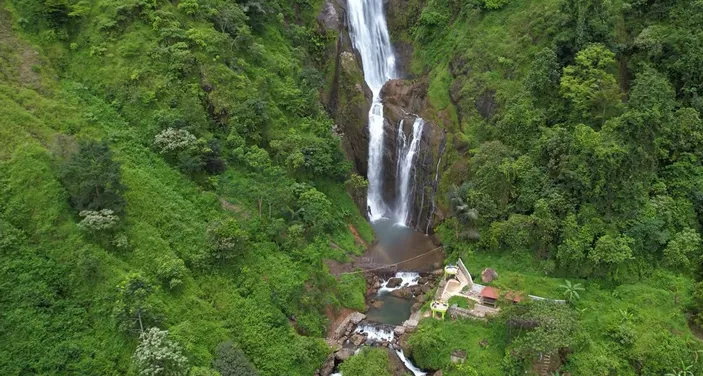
[{"xmin": 535, "ymin": 353, "xmax": 552, "ymax": 376}]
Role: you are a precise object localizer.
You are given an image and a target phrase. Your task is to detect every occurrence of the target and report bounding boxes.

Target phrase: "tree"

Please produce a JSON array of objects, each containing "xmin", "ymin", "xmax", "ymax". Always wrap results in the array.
[
  {"xmin": 113, "ymin": 274, "xmax": 161, "ymax": 334},
  {"xmin": 133, "ymin": 328, "xmax": 188, "ymax": 376},
  {"xmin": 590, "ymin": 234, "xmax": 634, "ymax": 265},
  {"xmin": 297, "ymin": 187, "xmax": 336, "ymax": 234},
  {"xmin": 560, "ymin": 44, "xmax": 622, "ymax": 126},
  {"xmin": 60, "ymin": 140, "xmax": 126, "ymax": 214},
  {"xmin": 559, "ymin": 280, "xmax": 585, "ymax": 302},
  {"xmin": 213, "ymin": 341, "xmax": 258, "ymax": 376},
  {"xmin": 154, "ymin": 128, "xmax": 197, "ymax": 154},
  {"xmin": 77, "ymin": 209, "xmax": 120, "ymax": 232},
  {"xmin": 206, "ymin": 218, "xmax": 249, "ymax": 264},
  {"xmin": 589, "ymin": 234, "xmax": 634, "ymax": 279},
  {"xmin": 525, "ymin": 48, "xmax": 561, "ymax": 102},
  {"xmin": 663, "ymin": 228, "xmax": 701, "ymax": 272}
]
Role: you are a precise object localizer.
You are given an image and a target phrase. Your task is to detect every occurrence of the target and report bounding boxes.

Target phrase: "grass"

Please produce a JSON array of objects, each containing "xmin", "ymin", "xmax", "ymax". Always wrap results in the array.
[
  {"xmin": 448, "ymin": 295, "xmax": 475, "ymax": 309},
  {"xmin": 410, "ymin": 318, "xmax": 508, "ymax": 376}
]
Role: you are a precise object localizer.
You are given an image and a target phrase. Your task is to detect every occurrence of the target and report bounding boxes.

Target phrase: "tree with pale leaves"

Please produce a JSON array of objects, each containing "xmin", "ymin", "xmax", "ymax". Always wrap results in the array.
[{"xmin": 133, "ymin": 327, "xmax": 188, "ymax": 376}]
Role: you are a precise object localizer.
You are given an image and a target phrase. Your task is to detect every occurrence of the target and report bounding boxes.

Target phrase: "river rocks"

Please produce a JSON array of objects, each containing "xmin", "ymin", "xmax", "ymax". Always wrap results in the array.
[
  {"xmin": 332, "ymin": 312, "xmax": 366, "ymax": 341},
  {"xmin": 370, "ymin": 299, "xmax": 384, "ymax": 309},
  {"xmin": 410, "ymin": 302, "xmax": 423, "ymax": 313},
  {"xmin": 350, "ymin": 333, "xmax": 366, "ymax": 347},
  {"xmin": 317, "ymin": 353, "xmax": 335, "ymax": 376},
  {"xmin": 390, "ymin": 287, "xmax": 413, "ymax": 299},
  {"xmin": 386, "ymin": 277, "xmax": 403, "ymax": 288},
  {"xmin": 394, "ymin": 326, "xmax": 406, "ymax": 336},
  {"xmin": 335, "ymin": 348, "xmax": 355, "ymax": 361}
]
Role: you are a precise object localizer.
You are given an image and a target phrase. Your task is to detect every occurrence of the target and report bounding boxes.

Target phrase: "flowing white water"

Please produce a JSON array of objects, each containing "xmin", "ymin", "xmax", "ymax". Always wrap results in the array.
[
  {"xmin": 378, "ymin": 271, "xmax": 421, "ymax": 294},
  {"xmin": 347, "ymin": 0, "xmax": 397, "ymax": 221},
  {"xmin": 395, "ymin": 118, "xmax": 425, "ymax": 226},
  {"xmin": 395, "ymin": 349, "xmax": 427, "ymax": 376},
  {"xmin": 354, "ymin": 322, "xmax": 395, "ymax": 342}
]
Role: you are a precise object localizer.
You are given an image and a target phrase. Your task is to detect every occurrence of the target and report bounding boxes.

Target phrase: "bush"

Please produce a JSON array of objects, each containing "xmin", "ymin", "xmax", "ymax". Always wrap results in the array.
[{"xmin": 213, "ymin": 341, "xmax": 258, "ymax": 376}]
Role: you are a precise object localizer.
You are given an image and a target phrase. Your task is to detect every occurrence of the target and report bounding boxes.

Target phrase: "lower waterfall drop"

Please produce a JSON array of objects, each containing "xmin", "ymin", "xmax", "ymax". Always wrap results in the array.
[{"xmin": 395, "ymin": 118, "xmax": 425, "ymax": 226}]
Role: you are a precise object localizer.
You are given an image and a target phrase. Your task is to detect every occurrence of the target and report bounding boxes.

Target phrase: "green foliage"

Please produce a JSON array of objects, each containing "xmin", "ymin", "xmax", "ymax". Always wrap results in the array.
[
  {"xmin": 560, "ymin": 44, "xmax": 622, "ymax": 126},
  {"xmin": 113, "ymin": 274, "xmax": 163, "ymax": 335},
  {"xmin": 502, "ymin": 301, "xmax": 579, "ymax": 360},
  {"xmin": 59, "ymin": 140, "xmax": 127, "ymax": 215},
  {"xmin": 338, "ymin": 348, "xmax": 392, "ymax": 376},
  {"xmin": 213, "ymin": 341, "xmax": 258, "ymax": 376},
  {"xmin": 559, "ymin": 280, "xmax": 585, "ymax": 302}
]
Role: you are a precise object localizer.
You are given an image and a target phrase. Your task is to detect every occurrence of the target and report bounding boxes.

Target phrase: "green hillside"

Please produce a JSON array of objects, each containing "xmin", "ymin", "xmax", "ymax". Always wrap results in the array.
[
  {"xmin": 393, "ymin": 0, "xmax": 703, "ymax": 374},
  {"xmin": 0, "ymin": 0, "xmax": 369, "ymax": 374}
]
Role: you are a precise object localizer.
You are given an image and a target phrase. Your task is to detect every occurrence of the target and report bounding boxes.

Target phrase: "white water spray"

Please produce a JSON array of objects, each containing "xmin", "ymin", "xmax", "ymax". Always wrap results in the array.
[
  {"xmin": 354, "ymin": 322, "xmax": 395, "ymax": 342},
  {"xmin": 347, "ymin": 0, "xmax": 397, "ymax": 221},
  {"xmin": 395, "ymin": 118, "xmax": 424, "ymax": 226},
  {"xmin": 378, "ymin": 271, "xmax": 421, "ymax": 294}
]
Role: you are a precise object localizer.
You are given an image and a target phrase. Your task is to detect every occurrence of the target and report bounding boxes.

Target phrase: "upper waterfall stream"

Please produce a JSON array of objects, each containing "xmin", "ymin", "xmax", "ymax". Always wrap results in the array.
[{"xmin": 347, "ymin": 0, "xmax": 398, "ymax": 223}]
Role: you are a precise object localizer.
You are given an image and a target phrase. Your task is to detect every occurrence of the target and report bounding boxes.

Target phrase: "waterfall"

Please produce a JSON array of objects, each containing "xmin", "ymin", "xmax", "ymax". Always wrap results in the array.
[
  {"xmin": 395, "ymin": 349, "xmax": 427, "ymax": 376},
  {"xmin": 347, "ymin": 0, "xmax": 397, "ymax": 221},
  {"xmin": 395, "ymin": 118, "xmax": 424, "ymax": 226}
]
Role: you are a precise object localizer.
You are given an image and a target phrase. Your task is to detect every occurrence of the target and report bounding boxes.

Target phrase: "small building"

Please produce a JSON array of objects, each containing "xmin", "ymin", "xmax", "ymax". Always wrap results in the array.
[
  {"xmin": 479, "ymin": 286, "xmax": 499, "ymax": 307},
  {"xmin": 504, "ymin": 291, "xmax": 523, "ymax": 304}
]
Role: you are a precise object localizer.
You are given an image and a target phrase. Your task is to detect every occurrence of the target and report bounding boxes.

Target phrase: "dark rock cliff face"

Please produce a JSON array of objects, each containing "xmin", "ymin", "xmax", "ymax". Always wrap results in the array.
[
  {"xmin": 381, "ymin": 79, "xmax": 447, "ymax": 233},
  {"xmin": 317, "ymin": 0, "xmax": 372, "ymax": 212}
]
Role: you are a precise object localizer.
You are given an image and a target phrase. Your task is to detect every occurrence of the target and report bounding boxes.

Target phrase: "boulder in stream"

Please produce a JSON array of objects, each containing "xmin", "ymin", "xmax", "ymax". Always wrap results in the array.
[
  {"xmin": 335, "ymin": 348, "xmax": 355, "ymax": 361},
  {"xmin": 386, "ymin": 277, "xmax": 403, "ymax": 288}
]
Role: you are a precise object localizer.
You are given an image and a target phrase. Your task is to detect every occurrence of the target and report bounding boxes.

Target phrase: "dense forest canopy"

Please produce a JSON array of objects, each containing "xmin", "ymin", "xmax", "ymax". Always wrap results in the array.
[{"xmin": 2, "ymin": 0, "xmax": 703, "ymax": 374}]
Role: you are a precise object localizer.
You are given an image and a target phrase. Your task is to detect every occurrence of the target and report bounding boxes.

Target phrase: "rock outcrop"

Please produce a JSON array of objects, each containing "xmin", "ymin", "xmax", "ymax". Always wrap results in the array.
[{"xmin": 380, "ymin": 78, "xmax": 447, "ymax": 233}]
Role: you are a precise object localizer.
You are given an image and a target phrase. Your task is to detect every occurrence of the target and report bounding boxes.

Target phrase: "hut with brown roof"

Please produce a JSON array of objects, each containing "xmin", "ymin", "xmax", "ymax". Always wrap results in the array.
[
  {"xmin": 504, "ymin": 291, "xmax": 523, "ymax": 304},
  {"xmin": 479, "ymin": 286, "xmax": 499, "ymax": 307}
]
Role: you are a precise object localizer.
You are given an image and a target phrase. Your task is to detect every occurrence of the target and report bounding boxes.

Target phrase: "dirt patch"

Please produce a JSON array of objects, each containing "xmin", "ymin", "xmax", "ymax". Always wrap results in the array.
[
  {"xmin": 348, "ymin": 223, "xmax": 368, "ymax": 247},
  {"xmin": 0, "ymin": 8, "xmax": 48, "ymax": 91},
  {"xmin": 218, "ymin": 197, "xmax": 249, "ymax": 218}
]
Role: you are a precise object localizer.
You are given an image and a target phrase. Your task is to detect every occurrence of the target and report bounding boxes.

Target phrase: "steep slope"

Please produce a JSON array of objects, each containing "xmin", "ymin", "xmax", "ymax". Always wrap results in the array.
[{"xmin": 0, "ymin": 1, "xmax": 371, "ymax": 375}]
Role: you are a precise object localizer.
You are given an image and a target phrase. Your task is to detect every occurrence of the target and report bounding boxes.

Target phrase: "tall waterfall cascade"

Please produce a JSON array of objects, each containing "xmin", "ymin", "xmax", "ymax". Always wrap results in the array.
[{"xmin": 347, "ymin": 0, "xmax": 424, "ymax": 226}]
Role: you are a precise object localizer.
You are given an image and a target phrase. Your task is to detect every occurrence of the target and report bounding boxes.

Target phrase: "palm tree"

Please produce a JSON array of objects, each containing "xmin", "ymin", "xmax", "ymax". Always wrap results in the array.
[{"xmin": 559, "ymin": 280, "xmax": 585, "ymax": 302}]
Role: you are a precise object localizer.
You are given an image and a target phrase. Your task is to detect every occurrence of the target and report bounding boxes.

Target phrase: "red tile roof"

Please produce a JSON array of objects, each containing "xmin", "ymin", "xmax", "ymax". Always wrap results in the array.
[{"xmin": 480, "ymin": 286, "xmax": 499, "ymax": 299}]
